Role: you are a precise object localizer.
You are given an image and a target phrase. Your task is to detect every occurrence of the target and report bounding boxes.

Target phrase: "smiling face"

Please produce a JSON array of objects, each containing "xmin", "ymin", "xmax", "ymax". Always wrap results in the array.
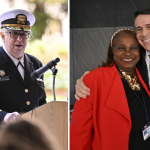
[
  {"xmin": 1, "ymin": 30, "xmax": 28, "ymax": 60},
  {"xmin": 113, "ymin": 32, "xmax": 140, "ymax": 76},
  {"xmin": 134, "ymin": 14, "xmax": 150, "ymax": 52}
]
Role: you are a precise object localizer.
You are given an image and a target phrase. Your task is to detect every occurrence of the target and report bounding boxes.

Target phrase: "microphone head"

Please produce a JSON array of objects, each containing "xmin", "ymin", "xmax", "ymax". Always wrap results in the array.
[
  {"xmin": 31, "ymin": 58, "xmax": 60, "ymax": 79},
  {"xmin": 53, "ymin": 57, "xmax": 60, "ymax": 64},
  {"xmin": 47, "ymin": 58, "xmax": 60, "ymax": 69}
]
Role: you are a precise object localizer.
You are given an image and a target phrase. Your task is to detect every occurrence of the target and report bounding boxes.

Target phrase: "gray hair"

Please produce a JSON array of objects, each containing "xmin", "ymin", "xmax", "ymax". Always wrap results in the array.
[{"xmin": 1, "ymin": 28, "xmax": 7, "ymax": 35}]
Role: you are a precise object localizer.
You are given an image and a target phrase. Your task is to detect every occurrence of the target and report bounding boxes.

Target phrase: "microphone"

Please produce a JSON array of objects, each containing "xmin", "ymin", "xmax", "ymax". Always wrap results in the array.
[{"xmin": 31, "ymin": 57, "xmax": 60, "ymax": 79}]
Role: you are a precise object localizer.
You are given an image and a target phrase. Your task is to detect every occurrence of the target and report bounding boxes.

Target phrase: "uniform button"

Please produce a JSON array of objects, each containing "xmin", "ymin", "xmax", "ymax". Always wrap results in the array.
[
  {"xmin": 26, "ymin": 101, "xmax": 30, "ymax": 105},
  {"xmin": 25, "ymin": 89, "xmax": 28, "ymax": 93}
]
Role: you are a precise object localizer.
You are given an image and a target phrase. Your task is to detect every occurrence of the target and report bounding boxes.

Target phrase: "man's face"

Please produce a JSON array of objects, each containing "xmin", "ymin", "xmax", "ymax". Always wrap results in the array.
[
  {"xmin": 1, "ymin": 30, "xmax": 28, "ymax": 60},
  {"xmin": 134, "ymin": 14, "xmax": 150, "ymax": 52}
]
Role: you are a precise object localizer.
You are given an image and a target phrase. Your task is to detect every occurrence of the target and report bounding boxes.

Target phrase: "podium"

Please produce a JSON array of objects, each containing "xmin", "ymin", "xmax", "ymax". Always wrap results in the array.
[{"xmin": 21, "ymin": 101, "xmax": 68, "ymax": 150}]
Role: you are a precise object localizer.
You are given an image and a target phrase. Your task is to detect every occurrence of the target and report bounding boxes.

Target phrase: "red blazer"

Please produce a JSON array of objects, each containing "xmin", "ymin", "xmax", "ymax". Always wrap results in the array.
[{"xmin": 70, "ymin": 65, "xmax": 150, "ymax": 150}]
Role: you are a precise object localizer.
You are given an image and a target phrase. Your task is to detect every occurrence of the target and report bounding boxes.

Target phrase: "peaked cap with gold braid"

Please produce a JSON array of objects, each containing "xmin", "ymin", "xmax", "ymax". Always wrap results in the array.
[{"xmin": 0, "ymin": 9, "xmax": 35, "ymax": 32}]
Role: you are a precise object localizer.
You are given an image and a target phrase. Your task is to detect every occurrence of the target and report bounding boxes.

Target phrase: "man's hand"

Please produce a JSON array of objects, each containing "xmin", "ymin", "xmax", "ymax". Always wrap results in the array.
[
  {"xmin": 3, "ymin": 112, "xmax": 20, "ymax": 123},
  {"xmin": 75, "ymin": 71, "xmax": 91, "ymax": 101}
]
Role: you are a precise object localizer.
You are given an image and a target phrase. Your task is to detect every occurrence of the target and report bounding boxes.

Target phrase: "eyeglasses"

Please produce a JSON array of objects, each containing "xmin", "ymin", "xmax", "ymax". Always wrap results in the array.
[{"xmin": 5, "ymin": 31, "xmax": 30, "ymax": 39}]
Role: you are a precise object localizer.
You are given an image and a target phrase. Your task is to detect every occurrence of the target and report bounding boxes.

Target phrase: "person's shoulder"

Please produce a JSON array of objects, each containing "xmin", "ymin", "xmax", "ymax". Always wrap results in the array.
[
  {"xmin": 89, "ymin": 65, "xmax": 116, "ymax": 77},
  {"xmin": 0, "ymin": 46, "xmax": 4, "ymax": 53},
  {"xmin": 83, "ymin": 65, "xmax": 117, "ymax": 84},
  {"xmin": 25, "ymin": 53, "xmax": 42, "ymax": 64},
  {"xmin": 83, "ymin": 65, "xmax": 117, "ymax": 86},
  {"xmin": 25, "ymin": 53, "xmax": 40, "ymax": 62},
  {"xmin": 0, "ymin": 46, "xmax": 3, "ymax": 50}
]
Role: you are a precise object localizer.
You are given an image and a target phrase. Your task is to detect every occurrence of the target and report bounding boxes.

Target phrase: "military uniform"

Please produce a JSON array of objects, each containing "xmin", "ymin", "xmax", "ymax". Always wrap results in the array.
[
  {"xmin": 0, "ymin": 46, "xmax": 46, "ymax": 123},
  {"xmin": 0, "ymin": 9, "xmax": 48, "ymax": 123}
]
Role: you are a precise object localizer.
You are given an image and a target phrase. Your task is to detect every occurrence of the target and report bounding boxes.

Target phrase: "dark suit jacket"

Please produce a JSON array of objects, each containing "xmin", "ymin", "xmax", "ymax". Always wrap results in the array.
[
  {"xmin": 0, "ymin": 47, "xmax": 46, "ymax": 123},
  {"xmin": 136, "ymin": 47, "xmax": 149, "ymax": 89}
]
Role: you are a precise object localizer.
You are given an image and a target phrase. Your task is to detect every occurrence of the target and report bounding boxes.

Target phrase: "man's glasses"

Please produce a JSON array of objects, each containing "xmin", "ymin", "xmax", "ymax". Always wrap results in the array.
[{"xmin": 5, "ymin": 31, "xmax": 30, "ymax": 39}]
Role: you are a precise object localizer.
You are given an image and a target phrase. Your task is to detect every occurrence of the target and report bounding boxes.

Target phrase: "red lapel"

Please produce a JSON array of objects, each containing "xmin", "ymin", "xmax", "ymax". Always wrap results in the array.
[
  {"xmin": 135, "ymin": 67, "xmax": 150, "ymax": 97},
  {"xmin": 105, "ymin": 65, "xmax": 132, "ymax": 129}
]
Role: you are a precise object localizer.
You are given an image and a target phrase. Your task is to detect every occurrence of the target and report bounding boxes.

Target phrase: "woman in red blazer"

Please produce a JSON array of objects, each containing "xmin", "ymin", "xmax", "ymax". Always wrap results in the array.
[{"xmin": 70, "ymin": 29, "xmax": 150, "ymax": 150}]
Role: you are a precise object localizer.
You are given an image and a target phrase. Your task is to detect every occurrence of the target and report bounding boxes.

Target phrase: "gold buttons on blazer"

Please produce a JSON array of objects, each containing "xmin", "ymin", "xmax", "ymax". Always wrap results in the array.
[
  {"xmin": 26, "ymin": 101, "xmax": 30, "ymax": 105},
  {"xmin": 25, "ymin": 89, "xmax": 28, "ymax": 93}
]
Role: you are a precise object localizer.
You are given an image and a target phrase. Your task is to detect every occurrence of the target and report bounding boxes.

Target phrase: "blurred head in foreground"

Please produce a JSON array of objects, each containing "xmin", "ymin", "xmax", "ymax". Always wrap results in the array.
[{"xmin": 0, "ymin": 119, "xmax": 59, "ymax": 150}]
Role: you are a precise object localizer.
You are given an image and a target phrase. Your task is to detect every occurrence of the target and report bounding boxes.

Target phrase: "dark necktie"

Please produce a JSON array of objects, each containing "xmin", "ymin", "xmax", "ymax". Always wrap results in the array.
[
  {"xmin": 17, "ymin": 61, "xmax": 24, "ymax": 79},
  {"xmin": 17, "ymin": 61, "xmax": 24, "ymax": 69}
]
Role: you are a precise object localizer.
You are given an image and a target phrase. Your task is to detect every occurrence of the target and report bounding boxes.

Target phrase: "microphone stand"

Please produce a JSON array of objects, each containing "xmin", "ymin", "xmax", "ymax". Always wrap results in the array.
[{"xmin": 51, "ymin": 67, "xmax": 58, "ymax": 101}]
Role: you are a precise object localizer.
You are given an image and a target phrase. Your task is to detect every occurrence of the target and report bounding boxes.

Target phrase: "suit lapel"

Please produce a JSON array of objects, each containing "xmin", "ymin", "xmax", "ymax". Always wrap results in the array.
[
  {"xmin": 135, "ymin": 67, "xmax": 150, "ymax": 97},
  {"xmin": 105, "ymin": 66, "xmax": 131, "ymax": 129},
  {"xmin": 0, "ymin": 47, "xmax": 25, "ymax": 83},
  {"xmin": 24, "ymin": 54, "xmax": 33, "ymax": 84},
  {"xmin": 136, "ymin": 49, "xmax": 149, "ymax": 88}
]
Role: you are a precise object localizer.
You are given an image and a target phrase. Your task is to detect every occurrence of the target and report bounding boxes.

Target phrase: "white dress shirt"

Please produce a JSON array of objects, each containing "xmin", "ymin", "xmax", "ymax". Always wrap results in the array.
[{"xmin": 2, "ymin": 43, "xmax": 25, "ymax": 79}]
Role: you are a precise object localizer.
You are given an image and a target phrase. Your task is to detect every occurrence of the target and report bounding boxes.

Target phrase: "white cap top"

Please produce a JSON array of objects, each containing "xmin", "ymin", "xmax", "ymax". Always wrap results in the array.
[{"xmin": 0, "ymin": 9, "xmax": 35, "ymax": 32}]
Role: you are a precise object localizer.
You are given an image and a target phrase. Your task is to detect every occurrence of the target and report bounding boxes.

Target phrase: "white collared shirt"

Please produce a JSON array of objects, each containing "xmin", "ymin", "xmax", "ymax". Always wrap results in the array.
[
  {"xmin": 2, "ymin": 43, "xmax": 25, "ymax": 79},
  {"xmin": 145, "ymin": 51, "xmax": 150, "ymax": 86}
]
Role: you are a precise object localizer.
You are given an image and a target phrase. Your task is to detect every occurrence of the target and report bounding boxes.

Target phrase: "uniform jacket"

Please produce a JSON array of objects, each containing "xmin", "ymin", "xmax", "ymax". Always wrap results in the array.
[
  {"xmin": 70, "ymin": 65, "xmax": 150, "ymax": 150},
  {"xmin": 0, "ymin": 47, "xmax": 46, "ymax": 123}
]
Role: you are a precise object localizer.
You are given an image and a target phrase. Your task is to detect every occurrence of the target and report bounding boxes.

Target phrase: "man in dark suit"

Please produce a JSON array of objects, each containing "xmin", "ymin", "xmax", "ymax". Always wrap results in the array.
[
  {"xmin": 0, "ymin": 9, "xmax": 46, "ymax": 124},
  {"xmin": 75, "ymin": 8, "xmax": 150, "ymax": 100}
]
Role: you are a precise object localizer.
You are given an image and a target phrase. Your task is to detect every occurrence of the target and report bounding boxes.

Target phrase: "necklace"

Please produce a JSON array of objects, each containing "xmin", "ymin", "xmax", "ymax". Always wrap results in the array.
[{"xmin": 119, "ymin": 69, "xmax": 140, "ymax": 91}]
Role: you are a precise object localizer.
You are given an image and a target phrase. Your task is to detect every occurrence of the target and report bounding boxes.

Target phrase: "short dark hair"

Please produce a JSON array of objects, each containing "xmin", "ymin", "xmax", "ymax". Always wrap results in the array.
[{"xmin": 134, "ymin": 8, "xmax": 150, "ymax": 21}]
